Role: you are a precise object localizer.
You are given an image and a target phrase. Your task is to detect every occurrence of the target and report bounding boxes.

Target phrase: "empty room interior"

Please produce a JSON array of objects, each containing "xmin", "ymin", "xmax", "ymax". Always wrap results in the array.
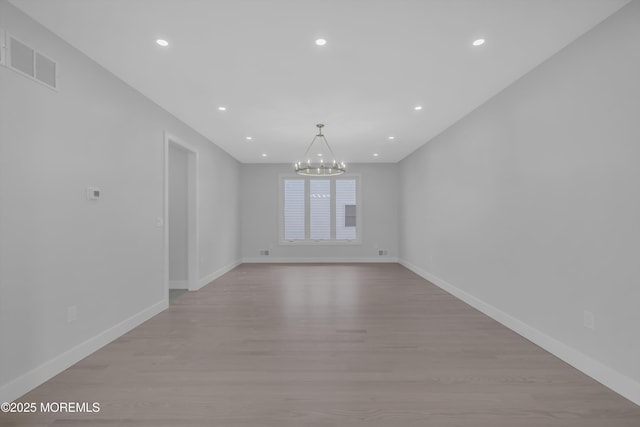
[{"xmin": 1, "ymin": 0, "xmax": 639, "ymax": 425}]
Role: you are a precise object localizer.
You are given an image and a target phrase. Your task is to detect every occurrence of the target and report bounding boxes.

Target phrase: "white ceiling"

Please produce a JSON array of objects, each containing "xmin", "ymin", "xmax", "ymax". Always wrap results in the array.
[{"xmin": 10, "ymin": 0, "xmax": 629, "ymax": 164}]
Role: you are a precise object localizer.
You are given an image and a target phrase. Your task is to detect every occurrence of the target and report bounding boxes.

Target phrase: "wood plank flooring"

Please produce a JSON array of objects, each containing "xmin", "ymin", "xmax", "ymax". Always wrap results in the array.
[{"xmin": 2, "ymin": 263, "xmax": 639, "ymax": 426}]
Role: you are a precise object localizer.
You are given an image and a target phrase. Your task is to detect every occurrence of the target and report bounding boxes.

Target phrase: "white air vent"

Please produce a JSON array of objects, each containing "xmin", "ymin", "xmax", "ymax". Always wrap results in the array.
[
  {"xmin": 9, "ymin": 36, "xmax": 33, "ymax": 76},
  {"xmin": 7, "ymin": 34, "xmax": 57, "ymax": 89},
  {"xmin": 35, "ymin": 52, "xmax": 56, "ymax": 87}
]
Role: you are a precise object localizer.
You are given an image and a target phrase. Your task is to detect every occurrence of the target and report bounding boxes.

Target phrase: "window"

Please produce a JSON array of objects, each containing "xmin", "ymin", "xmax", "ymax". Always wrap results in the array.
[
  {"xmin": 283, "ymin": 179, "xmax": 305, "ymax": 240},
  {"xmin": 310, "ymin": 179, "xmax": 330, "ymax": 240},
  {"xmin": 280, "ymin": 175, "xmax": 360, "ymax": 244},
  {"xmin": 336, "ymin": 179, "xmax": 357, "ymax": 240}
]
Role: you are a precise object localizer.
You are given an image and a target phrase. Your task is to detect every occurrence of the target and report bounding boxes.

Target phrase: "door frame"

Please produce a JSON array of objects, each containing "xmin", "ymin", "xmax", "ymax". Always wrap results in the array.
[{"xmin": 164, "ymin": 131, "xmax": 199, "ymax": 298}]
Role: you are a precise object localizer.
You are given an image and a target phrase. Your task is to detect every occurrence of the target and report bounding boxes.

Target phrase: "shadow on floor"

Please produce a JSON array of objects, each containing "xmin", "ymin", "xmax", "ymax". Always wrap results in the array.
[{"xmin": 169, "ymin": 289, "xmax": 188, "ymax": 304}]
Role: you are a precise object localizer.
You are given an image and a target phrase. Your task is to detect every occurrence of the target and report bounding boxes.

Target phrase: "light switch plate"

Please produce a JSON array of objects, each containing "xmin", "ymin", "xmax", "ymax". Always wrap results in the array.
[{"xmin": 87, "ymin": 187, "xmax": 101, "ymax": 200}]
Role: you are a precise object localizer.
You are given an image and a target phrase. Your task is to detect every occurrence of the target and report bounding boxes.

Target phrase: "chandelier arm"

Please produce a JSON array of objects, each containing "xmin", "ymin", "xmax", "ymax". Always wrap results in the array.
[
  {"xmin": 302, "ymin": 135, "xmax": 319, "ymax": 160},
  {"xmin": 321, "ymin": 136, "xmax": 339, "ymax": 162}
]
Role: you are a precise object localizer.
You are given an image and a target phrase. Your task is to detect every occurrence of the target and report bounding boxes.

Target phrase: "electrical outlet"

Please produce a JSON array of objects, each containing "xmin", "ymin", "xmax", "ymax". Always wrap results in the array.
[
  {"xmin": 67, "ymin": 305, "xmax": 77, "ymax": 323},
  {"xmin": 583, "ymin": 310, "xmax": 595, "ymax": 330}
]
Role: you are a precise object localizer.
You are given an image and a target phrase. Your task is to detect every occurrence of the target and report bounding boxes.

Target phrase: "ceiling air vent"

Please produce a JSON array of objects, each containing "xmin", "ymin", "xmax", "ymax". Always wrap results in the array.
[{"xmin": 7, "ymin": 34, "xmax": 57, "ymax": 89}]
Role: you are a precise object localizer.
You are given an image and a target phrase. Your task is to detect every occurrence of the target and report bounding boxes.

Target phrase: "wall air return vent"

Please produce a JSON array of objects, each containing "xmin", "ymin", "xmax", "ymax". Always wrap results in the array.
[
  {"xmin": 35, "ymin": 52, "xmax": 56, "ymax": 87},
  {"xmin": 7, "ymin": 34, "xmax": 57, "ymax": 90},
  {"xmin": 9, "ymin": 36, "xmax": 34, "ymax": 76}
]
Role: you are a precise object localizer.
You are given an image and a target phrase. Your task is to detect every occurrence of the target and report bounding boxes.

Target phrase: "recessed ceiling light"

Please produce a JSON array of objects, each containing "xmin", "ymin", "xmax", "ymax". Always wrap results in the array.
[
  {"xmin": 317, "ymin": 153, "xmax": 323, "ymax": 157},
  {"xmin": 261, "ymin": 153, "xmax": 267, "ymax": 157},
  {"xmin": 245, "ymin": 136, "xmax": 252, "ymax": 140},
  {"xmin": 472, "ymin": 39, "xmax": 485, "ymax": 46},
  {"xmin": 218, "ymin": 106, "xmax": 227, "ymax": 111},
  {"xmin": 388, "ymin": 136, "xmax": 395, "ymax": 140},
  {"xmin": 315, "ymin": 38, "xmax": 327, "ymax": 46},
  {"xmin": 414, "ymin": 106, "xmax": 423, "ymax": 111},
  {"xmin": 373, "ymin": 153, "xmax": 379, "ymax": 157},
  {"xmin": 156, "ymin": 39, "xmax": 169, "ymax": 47}
]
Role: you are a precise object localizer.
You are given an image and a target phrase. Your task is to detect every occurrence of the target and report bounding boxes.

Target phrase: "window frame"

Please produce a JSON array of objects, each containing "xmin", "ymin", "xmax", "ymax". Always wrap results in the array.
[{"xmin": 279, "ymin": 173, "xmax": 362, "ymax": 246}]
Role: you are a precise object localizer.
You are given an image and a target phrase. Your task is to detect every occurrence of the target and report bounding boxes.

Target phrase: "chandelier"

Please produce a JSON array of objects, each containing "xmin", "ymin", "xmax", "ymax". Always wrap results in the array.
[{"xmin": 294, "ymin": 124, "xmax": 346, "ymax": 176}]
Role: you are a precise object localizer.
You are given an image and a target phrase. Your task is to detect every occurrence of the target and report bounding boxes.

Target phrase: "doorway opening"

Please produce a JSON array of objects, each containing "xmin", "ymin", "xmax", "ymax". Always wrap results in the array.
[{"xmin": 164, "ymin": 133, "xmax": 198, "ymax": 303}]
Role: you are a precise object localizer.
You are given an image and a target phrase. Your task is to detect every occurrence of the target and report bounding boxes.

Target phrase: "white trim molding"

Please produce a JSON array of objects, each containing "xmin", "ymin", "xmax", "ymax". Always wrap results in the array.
[
  {"xmin": 0, "ymin": 299, "xmax": 167, "ymax": 403},
  {"xmin": 198, "ymin": 260, "xmax": 242, "ymax": 290},
  {"xmin": 242, "ymin": 257, "xmax": 398, "ymax": 264},
  {"xmin": 0, "ymin": 27, "xmax": 6, "ymax": 66},
  {"xmin": 399, "ymin": 259, "xmax": 640, "ymax": 406},
  {"xmin": 164, "ymin": 131, "xmax": 200, "ymax": 295}
]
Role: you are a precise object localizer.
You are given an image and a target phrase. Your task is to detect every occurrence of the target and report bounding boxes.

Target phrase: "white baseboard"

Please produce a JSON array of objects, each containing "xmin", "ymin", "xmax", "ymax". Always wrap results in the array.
[
  {"xmin": 0, "ymin": 299, "xmax": 168, "ymax": 404},
  {"xmin": 169, "ymin": 279, "xmax": 188, "ymax": 289},
  {"xmin": 197, "ymin": 259, "xmax": 242, "ymax": 289},
  {"xmin": 242, "ymin": 257, "xmax": 399, "ymax": 263},
  {"xmin": 399, "ymin": 259, "xmax": 640, "ymax": 406}
]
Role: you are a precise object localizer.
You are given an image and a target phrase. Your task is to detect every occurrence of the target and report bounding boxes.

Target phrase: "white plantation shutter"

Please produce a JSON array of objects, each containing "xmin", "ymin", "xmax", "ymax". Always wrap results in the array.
[
  {"xmin": 281, "ymin": 175, "xmax": 359, "ymax": 243},
  {"xmin": 284, "ymin": 179, "xmax": 305, "ymax": 240},
  {"xmin": 310, "ymin": 179, "xmax": 331, "ymax": 240},
  {"xmin": 335, "ymin": 179, "xmax": 357, "ymax": 240}
]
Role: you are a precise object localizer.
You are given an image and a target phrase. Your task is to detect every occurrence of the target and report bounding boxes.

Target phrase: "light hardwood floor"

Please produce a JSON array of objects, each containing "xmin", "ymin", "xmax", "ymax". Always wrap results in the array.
[{"xmin": 3, "ymin": 263, "xmax": 639, "ymax": 426}]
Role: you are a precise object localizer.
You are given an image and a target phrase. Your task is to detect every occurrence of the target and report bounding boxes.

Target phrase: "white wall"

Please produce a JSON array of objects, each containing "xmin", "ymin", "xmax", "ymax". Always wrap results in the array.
[
  {"xmin": 197, "ymin": 141, "xmax": 241, "ymax": 283},
  {"xmin": 241, "ymin": 163, "xmax": 399, "ymax": 262},
  {"xmin": 2, "ymin": 0, "xmax": 639, "ymax": 407},
  {"xmin": 0, "ymin": 0, "xmax": 241, "ymax": 402},
  {"xmin": 168, "ymin": 144, "xmax": 188, "ymax": 286},
  {"xmin": 399, "ymin": 1, "xmax": 640, "ymax": 404}
]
